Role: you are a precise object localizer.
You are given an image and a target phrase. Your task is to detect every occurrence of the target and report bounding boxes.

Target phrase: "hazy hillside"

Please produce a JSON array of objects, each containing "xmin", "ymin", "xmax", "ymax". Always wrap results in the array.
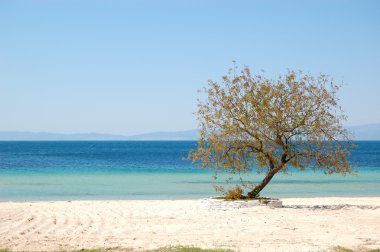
[
  {"xmin": 125, "ymin": 130, "xmax": 199, "ymax": 140},
  {"xmin": 0, "ymin": 131, "xmax": 129, "ymax": 141},
  {"xmin": 0, "ymin": 124, "xmax": 379, "ymax": 140},
  {"xmin": 0, "ymin": 130, "xmax": 200, "ymax": 141},
  {"xmin": 349, "ymin": 123, "xmax": 380, "ymax": 140}
]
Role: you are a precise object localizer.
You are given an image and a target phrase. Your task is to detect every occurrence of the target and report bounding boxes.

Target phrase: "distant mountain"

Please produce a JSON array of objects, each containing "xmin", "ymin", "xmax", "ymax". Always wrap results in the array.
[
  {"xmin": 0, "ymin": 124, "xmax": 378, "ymax": 141},
  {"xmin": 0, "ymin": 131, "xmax": 129, "ymax": 141},
  {"xmin": 348, "ymin": 123, "xmax": 380, "ymax": 140},
  {"xmin": 0, "ymin": 130, "xmax": 200, "ymax": 141},
  {"xmin": 125, "ymin": 130, "xmax": 199, "ymax": 140}
]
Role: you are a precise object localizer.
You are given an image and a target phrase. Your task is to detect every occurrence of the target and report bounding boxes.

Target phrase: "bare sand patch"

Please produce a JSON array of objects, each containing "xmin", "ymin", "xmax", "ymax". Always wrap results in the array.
[{"xmin": 0, "ymin": 197, "xmax": 379, "ymax": 251}]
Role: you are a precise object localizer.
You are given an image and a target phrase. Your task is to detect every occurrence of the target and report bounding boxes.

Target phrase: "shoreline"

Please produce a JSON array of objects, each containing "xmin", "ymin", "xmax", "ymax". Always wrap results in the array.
[
  {"xmin": 2, "ymin": 195, "xmax": 380, "ymax": 203},
  {"xmin": 1, "ymin": 197, "xmax": 379, "ymax": 251}
]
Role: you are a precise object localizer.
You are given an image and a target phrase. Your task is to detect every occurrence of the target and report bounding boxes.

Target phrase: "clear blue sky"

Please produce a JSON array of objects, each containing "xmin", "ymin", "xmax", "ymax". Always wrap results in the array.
[{"xmin": 1, "ymin": 0, "xmax": 379, "ymax": 135}]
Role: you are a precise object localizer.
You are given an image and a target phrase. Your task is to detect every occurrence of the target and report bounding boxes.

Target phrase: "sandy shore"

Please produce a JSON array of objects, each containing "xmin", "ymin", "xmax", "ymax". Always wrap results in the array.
[{"xmin": 0, "ymin": 197, "xmax": 379, "ymax": 252}]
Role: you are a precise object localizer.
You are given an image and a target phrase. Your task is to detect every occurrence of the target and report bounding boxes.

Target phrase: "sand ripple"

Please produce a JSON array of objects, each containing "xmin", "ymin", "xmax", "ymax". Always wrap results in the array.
[{"xmin": 0, "ymin": 198, "xmax": 379, "ymax": 251}]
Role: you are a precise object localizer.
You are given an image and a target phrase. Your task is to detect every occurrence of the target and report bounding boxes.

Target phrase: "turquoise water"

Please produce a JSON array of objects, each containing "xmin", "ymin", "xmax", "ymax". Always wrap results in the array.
[{"xmin": 0, "ymin": 141, "xmax": 379, "ymax": 200}]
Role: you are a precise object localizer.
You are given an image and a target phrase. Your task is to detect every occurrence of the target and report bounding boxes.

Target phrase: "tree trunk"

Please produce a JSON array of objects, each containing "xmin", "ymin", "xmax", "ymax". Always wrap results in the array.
[{"xmin": 247, "ymin": 170, "xmax": 278, "ymax": 198}]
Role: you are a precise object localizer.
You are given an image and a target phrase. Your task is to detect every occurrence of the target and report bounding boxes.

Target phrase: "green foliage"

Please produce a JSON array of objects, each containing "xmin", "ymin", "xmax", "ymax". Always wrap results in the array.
[
  {"xmin": 333, "ymin": 247, "xmax": 355, "ymax": 252},
  {"xmin": 69, "ymin": 247, "xmax": 233, "ymax": 252},
  {"xmin": 64, "ymin": 249, "xmax": 129, "ymax": 252},
  {"xmin": 247, "ymin": 188, "xmax": 260, "ymax": 199},
  {"xmin": 60, "ymin": 248, "xmax": 131, "ymax": 252},
  {"xmin": 4, "ymin": 246, "xmax": 380, "ymax": 252},
  {"xmin": 190, "ymin": 65, "xmax": 354, "ymax": 198},
  {"xmin": 0, "ymin": 247, "xmax": 233, "ymax": 252},
  {"xmin": 149, "ymin": 246, "xmax": 234, "ymax": 252},
  {"xmin": 333, "ymin": 246, "xmax": 380, "ymax": 252}
]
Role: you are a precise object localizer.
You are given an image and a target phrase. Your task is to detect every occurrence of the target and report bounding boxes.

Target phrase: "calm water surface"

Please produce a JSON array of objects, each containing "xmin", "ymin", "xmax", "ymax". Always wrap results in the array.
[{"xmin": 0, "ymin": 141, "xmax": 379, "ymax": 200}]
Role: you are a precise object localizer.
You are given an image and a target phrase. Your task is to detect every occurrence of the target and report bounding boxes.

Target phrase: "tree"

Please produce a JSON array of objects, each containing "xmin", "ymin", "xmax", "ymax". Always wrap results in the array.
[{"xmin": 189, "ymin": 66, "xmax": 354, "ymax": 199}]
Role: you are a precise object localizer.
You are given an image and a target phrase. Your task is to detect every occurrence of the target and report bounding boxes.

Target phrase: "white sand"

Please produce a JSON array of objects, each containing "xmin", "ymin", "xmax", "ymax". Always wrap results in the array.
[{"xmin": 1, "ymin": 197, "xmax": 380, "ymax": 251}]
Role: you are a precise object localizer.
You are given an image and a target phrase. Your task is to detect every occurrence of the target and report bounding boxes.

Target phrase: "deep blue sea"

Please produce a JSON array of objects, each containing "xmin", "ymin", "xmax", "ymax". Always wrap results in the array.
[{"xmin": 0, "ymin": 141, "xmax": 379, "ymax": 201}]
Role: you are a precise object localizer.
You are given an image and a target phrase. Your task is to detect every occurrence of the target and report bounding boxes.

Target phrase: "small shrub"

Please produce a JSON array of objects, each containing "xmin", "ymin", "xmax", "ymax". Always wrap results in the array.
[
  {"xmin": 225, "ymin": 185, "xmax": 243, "ymax": 200},
  {"xmin": 333, "ymin": 246, "xmax": 380, "ymax": 252}
]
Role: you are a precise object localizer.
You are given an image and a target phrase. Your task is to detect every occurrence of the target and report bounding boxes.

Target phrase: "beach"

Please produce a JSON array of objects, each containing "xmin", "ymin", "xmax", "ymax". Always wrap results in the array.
[
  {"xmin": 1, "ymin": 142, "xmax": 380, "ymax": 251},
  {"xmin": 1, "ymin": 197, "xmax": 379, "ymax": 252},
  {"xmin": 2, "ymin": 0, "xmax": 380, "ymax": 251}
]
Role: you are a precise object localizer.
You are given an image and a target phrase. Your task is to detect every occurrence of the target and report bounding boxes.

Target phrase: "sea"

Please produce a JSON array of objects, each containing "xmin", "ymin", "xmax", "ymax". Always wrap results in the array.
[{"xmin": 0, "ymin": 141, "xmax": 379, "ymax": 201}]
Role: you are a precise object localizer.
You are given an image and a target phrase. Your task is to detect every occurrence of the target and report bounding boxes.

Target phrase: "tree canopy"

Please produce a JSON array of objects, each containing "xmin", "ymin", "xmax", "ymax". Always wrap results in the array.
[{"xmin": 189, "ymin": 66, "xmax": 354, "ymax": 199}]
